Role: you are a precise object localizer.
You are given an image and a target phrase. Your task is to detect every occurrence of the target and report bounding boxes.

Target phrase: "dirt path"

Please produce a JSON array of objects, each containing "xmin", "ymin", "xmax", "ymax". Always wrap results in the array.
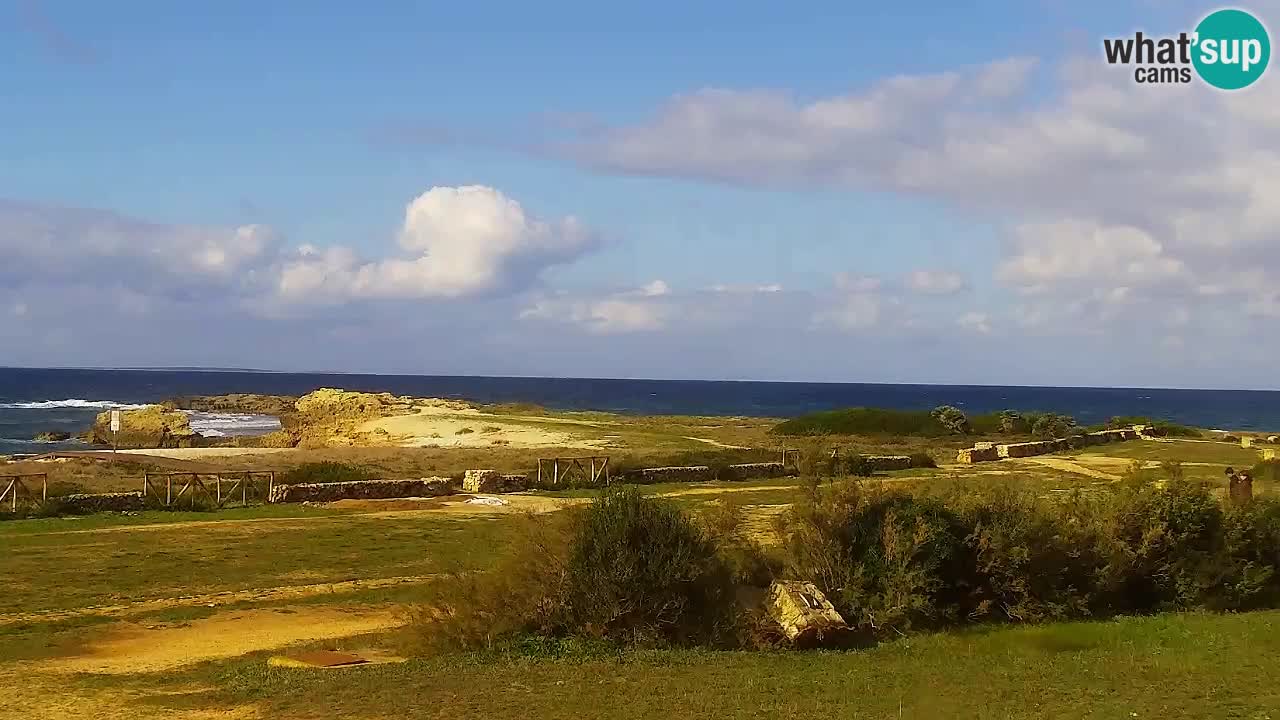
[
  {"xmin": 117, "ymin": 448, "xmax": 294, "ymax": 460},
  {"xmin": 681, "ymin": 436, "xmax": 752, "ymax": 450},
  {"xmin": 0, "ymin": 575, "xmax": 437, "ymax": 626},
  {"xmin": 44, "ymin": 606, "xmax": 402, "ymax": 674},
  {"xmin": 1022, "ymin": 457, "xmax": 1120, "ymax": 481}
]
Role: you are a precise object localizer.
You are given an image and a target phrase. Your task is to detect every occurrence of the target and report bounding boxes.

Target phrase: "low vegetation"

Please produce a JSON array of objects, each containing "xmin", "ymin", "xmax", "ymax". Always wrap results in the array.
[
  {"xmin": 771, "ymin": 406, "xmax": 1085, "ymax": 439},
  {"xmin": 412, "ymin": 469, "xmax": 1280, "ymax": 651},
  {"xmin": 275, "ymin": 461, "xmax": 380, "ymax": 485}
]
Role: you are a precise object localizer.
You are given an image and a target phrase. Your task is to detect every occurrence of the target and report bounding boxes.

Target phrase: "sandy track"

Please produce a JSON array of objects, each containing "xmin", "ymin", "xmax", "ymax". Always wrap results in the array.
[
  {"xmin": 117, "ymin": 448, "xmax": 294, "ymax": 460},
  {"xmin": 44, "ymin": 606, "xmax": 403, "ymax": 674},
  {"xmin": 1022, "ymin": 457, "xmax": 1120, "ymax": 481},
  {"xmin": 0, "ymin": 575, "xmax": 438, "ymax": 626}
]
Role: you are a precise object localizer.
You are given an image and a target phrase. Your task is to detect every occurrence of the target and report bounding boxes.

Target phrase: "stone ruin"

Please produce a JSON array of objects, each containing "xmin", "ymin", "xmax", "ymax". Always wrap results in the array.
[
  {"xmin": 863, "ymin": 455, "xmax": 913, "ymax": 472},
  {"xmin": 957, "ymin": 426, "xmax": 1145, "ymax": 464},
  {"xmin": 766, "ymin": 580, "xmax": 849, "ymax": 647},
  {"xmin": 462, "ymin": 469, "xmax": 528, "ymax": 494}
]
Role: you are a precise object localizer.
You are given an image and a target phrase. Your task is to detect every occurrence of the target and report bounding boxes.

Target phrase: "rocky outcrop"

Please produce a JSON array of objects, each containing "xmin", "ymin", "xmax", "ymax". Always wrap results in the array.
[
  {"xmin": 268, "ymin": 477, "xmax": 455, "ymax": 504},
  {"xmin": 32, "ymin": 431, "xmax": 72, "ymax": 442},
  {"xmin": 61, "ymin": 492, "xmax": 145, "ymax": 513},
  {"xmin": 766, "ymin": 580, "xmax": 849, "ymax": 647},
  {"xmin": 163, "ymin": 394, "xmax": 299, "ymax": 416},
  {"xmin": 87, "ymin": 406, "xmax": 199, "ymax": 448},
  {"xmin": 727, "ymin": 462, "xmax": 791, "ymax": 480},
  {"xmin": 462, "ymin": 469, "xmax": 527, "ymax": 493}
]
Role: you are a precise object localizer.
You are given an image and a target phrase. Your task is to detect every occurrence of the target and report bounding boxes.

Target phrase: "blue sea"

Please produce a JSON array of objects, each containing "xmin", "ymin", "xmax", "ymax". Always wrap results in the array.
[{"xmin": 1, "ymin": 367, "xmax": 1278, "ymax": 455}]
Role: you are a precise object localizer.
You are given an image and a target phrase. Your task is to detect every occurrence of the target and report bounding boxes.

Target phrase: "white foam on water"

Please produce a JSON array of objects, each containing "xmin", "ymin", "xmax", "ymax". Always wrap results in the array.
[
  {"xmin": 181, "ymin": 411, "xmax": 281, "ymax": 438},
  {"xmin": 0, "ymin": 399, "xmax": 151, "ymax": 410}
]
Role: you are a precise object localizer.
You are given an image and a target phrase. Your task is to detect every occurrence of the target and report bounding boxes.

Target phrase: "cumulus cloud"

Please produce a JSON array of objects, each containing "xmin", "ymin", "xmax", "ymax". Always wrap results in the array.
[
  {"xmin": 0, "ymin": 199, "xmax": 276, "ymax": 294},
  {"xmin": 277, "ymin": 186, "xmax": 598, "ymax": 302},
  {"xmin": 536, "ymin": 45, "xmax": 1280, "ymax": 350}
]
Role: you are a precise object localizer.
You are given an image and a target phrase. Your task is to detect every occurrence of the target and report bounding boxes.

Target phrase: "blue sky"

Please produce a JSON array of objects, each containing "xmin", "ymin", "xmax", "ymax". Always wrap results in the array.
[{"xmin": 2, "ymin": 1, "xmax": 1278, "ymax": 387}]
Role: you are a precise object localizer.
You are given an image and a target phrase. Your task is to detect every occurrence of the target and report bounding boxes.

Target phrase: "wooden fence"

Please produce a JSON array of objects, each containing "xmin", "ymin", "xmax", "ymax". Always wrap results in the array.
[
  {"xmin": 143, "ymin": 471, "xmax": 275, "ymax": 509},
  {"xmin": 536, "ymin": 456, "xmax": 610, "ymax": 488},
  {"xmin": 0, "ymin": 473, "xmax": 47, "ymax": 512}
]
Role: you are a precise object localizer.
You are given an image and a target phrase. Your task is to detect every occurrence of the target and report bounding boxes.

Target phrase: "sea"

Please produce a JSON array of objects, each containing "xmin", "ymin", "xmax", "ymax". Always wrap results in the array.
[{"xmin": 1, "ymin": 367, "xmax": 1278, "ymax": 455}]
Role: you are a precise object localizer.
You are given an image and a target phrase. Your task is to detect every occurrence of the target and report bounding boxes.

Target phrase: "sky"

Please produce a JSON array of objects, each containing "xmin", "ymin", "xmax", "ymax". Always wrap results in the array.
[{"xmin": 1, "ymin": 0, "xmax": 1278, "ymax": 388}]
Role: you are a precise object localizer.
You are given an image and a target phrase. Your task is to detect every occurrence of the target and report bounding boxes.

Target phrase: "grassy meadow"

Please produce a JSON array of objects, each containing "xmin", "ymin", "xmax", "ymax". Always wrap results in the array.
[{"xmin": 2, "ymin": 405, "xmax": 1278, "ymax": 719}]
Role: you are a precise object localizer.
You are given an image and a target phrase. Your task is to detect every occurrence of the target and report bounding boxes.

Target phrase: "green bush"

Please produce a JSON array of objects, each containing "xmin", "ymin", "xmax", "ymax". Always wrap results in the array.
[
  {"xmin": 773, "ymin": 408, "xmax": 954, "ymax": 437},
  {"xmin": 277, "ymin": 461, "xmax": 379, "ymax": 485},
  {"xmin": 955, "ymin": 488, "xmax": 1106, "ymax": 622},
  {"xmin": 783, "ymin": 482, "xmax": 966, "ymax": 636},
  {"xmin": 930, "ymin": 406, "xmax": 970, "ymax": 435},
  {"xmin": 1097, "ymin": 416, "xmax": 1201, "ymax": 438},
  {"xmin": 908, "ymin": 453, "xmax": 938, "ymax": 469},
  {"xmin": 1101, "ymin": 480, "xmax": 1225, "ymax": 612},
  {"xmin": 1210, "ymin": 498, "xmax": 1280, "ymax": 610},
  {"xmin": 1252, "ymin": 459, "xmax": 1280, "ymax": 483},
  {"xmin": 414, "ymin": 487, "xmax": 737, "ymax": 650}
]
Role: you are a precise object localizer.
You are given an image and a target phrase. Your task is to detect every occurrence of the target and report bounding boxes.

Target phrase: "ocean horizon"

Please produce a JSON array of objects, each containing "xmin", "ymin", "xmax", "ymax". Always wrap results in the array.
[{"xmin": 2, "ymin": 366, "xmax": 1278, "ymax": 455}]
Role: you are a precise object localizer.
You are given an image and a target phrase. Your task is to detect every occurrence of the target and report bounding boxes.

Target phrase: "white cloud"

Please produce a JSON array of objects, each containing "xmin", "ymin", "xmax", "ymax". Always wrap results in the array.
[
  {"xmin": 521, "ymin": 282, "xmax": 670, "ymax": 334},
  {"xmin": 640, "ymin": 279, "xmax": 670, "ymax": 297},
  {"xmin": 0, "ymin": 199, "xmax": 276, "ymax": 293},
  {"xmin": 905, "ymin": 270, "xmax": 966, "ymax": 295},
  {"xmin": 277, "ymin": 186, "xmax": 598, "ymax": 301},
  {"xmin": 552, "ymin": 48, "xmax": 1280, "ymax": 346},
  {"xmin": 957, "ymin": 312, "xmax": 992, "ymax": 335}
]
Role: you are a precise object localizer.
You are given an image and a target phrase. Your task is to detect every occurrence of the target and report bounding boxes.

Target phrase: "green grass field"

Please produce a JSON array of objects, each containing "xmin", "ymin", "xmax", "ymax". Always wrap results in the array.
[
  {"xmin": 2, "ymin": 433, "xmax": 1277, "ymax": 719},
  {"xmin": 62, "ymin": 611, "xmax": 1280, "ymax": 719}
]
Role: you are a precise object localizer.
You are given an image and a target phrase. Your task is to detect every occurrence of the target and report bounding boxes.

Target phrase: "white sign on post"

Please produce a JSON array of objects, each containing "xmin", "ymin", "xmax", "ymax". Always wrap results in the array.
[{"xmin": 110, "ymin": 410, "xmax": 121, "ymax": 432}]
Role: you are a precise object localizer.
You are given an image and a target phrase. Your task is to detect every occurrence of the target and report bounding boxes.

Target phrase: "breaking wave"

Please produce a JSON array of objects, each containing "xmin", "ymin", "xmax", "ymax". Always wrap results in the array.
[
  {"xmin": 0, "ymin": 399, "xmax": 151, "ymax": 410},
  {"xmin": 182, "ymin": 411, "xmax": 281, "ymax": 438}
]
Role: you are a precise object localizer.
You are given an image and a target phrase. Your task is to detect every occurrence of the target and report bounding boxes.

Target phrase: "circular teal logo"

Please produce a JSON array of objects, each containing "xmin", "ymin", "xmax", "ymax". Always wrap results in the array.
[{"xmin": 1192, "ymin": 9, "xmax": 1270, "ymax": 90}]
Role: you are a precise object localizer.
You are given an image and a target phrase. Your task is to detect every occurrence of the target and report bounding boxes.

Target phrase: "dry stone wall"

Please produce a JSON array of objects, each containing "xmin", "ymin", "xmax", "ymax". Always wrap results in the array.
[
  {"xmin": 727, "ymin": 462, "xmax": 791, "ymax": 480},
  {"xmin": 269, "ymin": 477, "xmax": 455, "ymax": 504},
  {"xmin": 958, "ymin": 425, "xmax": 1147, "ymax": 464},
  {"xmin": 625, "ymin": 466, "xmax": 716, "ymax": 484},
  {"xmin": 61, "ymin": 492, "xmax": 146, "ymax": 513}
]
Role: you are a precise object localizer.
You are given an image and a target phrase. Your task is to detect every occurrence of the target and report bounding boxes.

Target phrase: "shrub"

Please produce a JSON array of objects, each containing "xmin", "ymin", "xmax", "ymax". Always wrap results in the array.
[
  {"xmin": 414, "ymin": 487, "xmax": 737, "ymax": 650},
  {"xmin": 930, "ymin": 406, "xmax": 970, "ymax": 435},
  {"xmin": 844, "ymin": 455, "xmax": 875, "ymax": 477},
  {"xmin": 1252, "ymin": 459, "xmax": 1280, "ymax": 483},
  {"xmin": 1029, "ymin": 413, "xmax": 1077, "ymax": 439},
  {"xmin": 954, "ymin": 488, "xmax": 1105, "ymax": 622},
  {"xmin": 773, "ymin": 408, "xmax": 953, "ymax": 437},
  {"xmin": 1101, "ymin": 480, "xmax": 1225, "ymax": 612},
  {"xmin": 782, "ymin": 481, "xmax": 966, "ymax": 636},
  {"xmin": 997, "ymin": 410, "xmax": 1029, "ymax": 434},
  {"xmin": 1099, "ymin": 416, "xmax": 1200, "ymax": 438},
  {"xmin": 277, "ymin": 461, "xmax": 379, "ymax": 485},
  {"xmin": 1209, "ymin": 498, "xmax": 1280, "ymax": 610},
  {"xmin": 908, "ymin": 452, "xmax": 938, "ymax": 469}
]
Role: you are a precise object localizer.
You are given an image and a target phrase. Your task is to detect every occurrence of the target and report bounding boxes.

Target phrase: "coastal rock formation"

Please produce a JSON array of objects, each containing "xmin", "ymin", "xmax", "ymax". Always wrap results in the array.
[
  {"xmin": 163, "ymin": 394, "xmax": 299, "ymax": 416},
  {"xmin": 268, "ymin": 477, "xmax": 456, "ymax": 504},
  {"xmin": 87, "ymin": 406, "xmax": 199, "ymax": 448},
  {"xmin": 32, "ymin": 431, "xmax": 72, "ymax": 442}
]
